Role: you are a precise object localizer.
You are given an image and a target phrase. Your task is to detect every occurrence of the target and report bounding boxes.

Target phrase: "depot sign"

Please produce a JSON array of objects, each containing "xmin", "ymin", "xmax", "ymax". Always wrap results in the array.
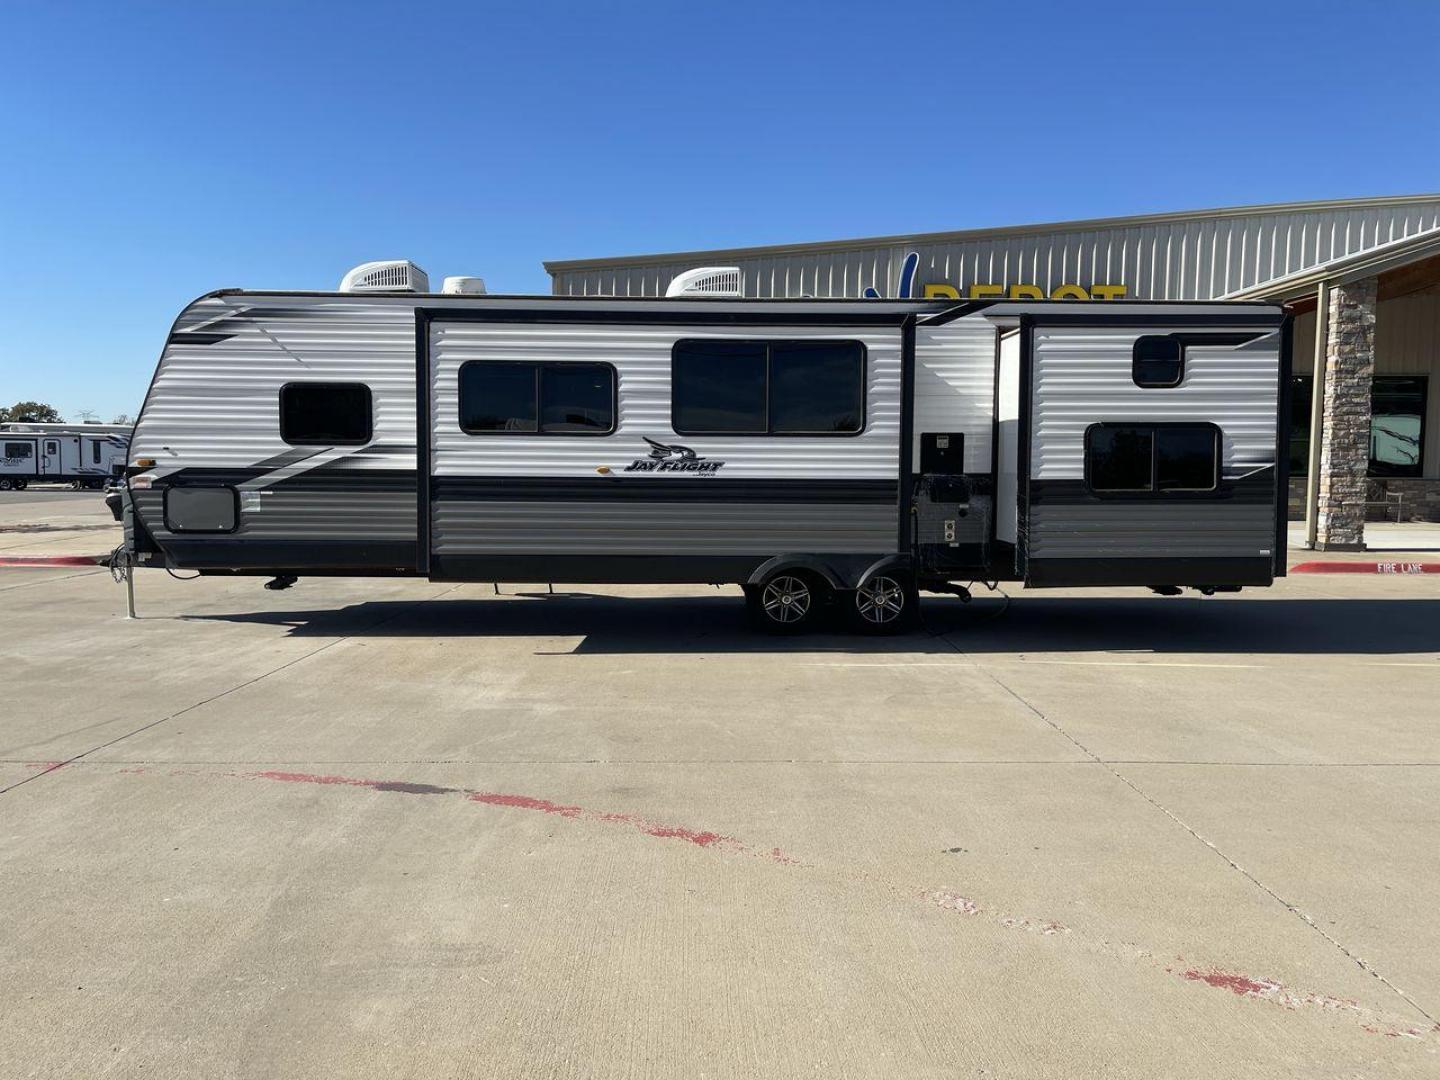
[
  {"xmin": 866, "ymin": 251, "xmax": 1128, "ymax": 301},
  {"xmin": 920, "ymin": 281, "xmax": 1128, "ymax": 300}
]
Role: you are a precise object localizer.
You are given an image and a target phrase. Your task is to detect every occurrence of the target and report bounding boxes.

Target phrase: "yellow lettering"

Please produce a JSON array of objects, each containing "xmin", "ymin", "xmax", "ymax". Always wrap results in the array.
[
  {"xmin": 922, "ymin": 283, "xmax": 960, "ymax": 299},
  {"xmin": 967, "ymin": 283, "xmax": 1005, "ymax": 299},
  {"xmin": 1050, "ymin": 284, "xmax": 1089, "ymax": 300},
  {"xmin": 1007, "ymin": 284, "xmax": 1044, "ymax": 300},
  {"xmin": 1088, "ymin": 284, "xmax": 1128, "ymax": 300}
]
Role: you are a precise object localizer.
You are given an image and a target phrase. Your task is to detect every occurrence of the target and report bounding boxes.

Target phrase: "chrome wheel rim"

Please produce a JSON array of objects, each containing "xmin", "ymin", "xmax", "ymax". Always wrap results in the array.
[
  {"xmin": 761, "ymin": 575, "xmax": 811, "ymax": 624},
  {"xmin": 856, "ymin": 575, "xmax": 905, "ymax": 624}
]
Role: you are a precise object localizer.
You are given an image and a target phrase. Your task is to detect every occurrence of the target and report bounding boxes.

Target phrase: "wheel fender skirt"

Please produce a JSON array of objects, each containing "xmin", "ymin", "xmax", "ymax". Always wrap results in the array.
[{"xmin": 746, "ymin": 553, "xmax": 912, "ymax": 591}]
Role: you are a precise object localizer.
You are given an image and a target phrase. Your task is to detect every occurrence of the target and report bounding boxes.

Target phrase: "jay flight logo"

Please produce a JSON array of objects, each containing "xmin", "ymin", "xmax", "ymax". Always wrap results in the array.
[{"xmin": 623, "ymin": 437, "xmax": 724, "ymax": 473}]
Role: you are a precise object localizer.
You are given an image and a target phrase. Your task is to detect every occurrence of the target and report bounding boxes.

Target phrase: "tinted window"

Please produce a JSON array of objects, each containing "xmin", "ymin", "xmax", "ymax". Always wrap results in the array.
[
  {"xmin": 770, "ymin": 342, "xmax": 864, "ymax": 433},
  {"xmin": 1133, "ymin": 336, "xmax": 1184, "ymax": 387},
  {"xmin": 1289, "ymin": 375, "xmax": 1313, "ymax": 477},
  {"xmin": 540, "ymin": 364, "xmax": 614, "ymax": 432},
  {"xmin": 672, "ymin": 341, "xmax": 767, "ymax": 433},
  {"xmin": 672, "ymin": 339, "xmax": 864, "ymax": 435},
  {"xmin": 1088, "ymin": 427, "xmax": 1153, "ymax": 491},
  {"xmin": 459, "ymin": 362, "xmax": 615, "ymax": 435},
  {"xmin": 92, "ymin": 441, "xmax": 103, "ymax": 464},
  {"xmin": 4, "ymin": 442, "xmax": 32, "ymax": 458},
  {"xmin": 1088, "ymin": 424, "xmax": 1218, "ymax": 494},
  {"xmin": 460, "ymin": 363, "xmax": 537, "ymax": 433},
  {"xmin": 279, "ymin": 383, "xmax": 372, "ymax": 445},
  {"xmin": 1156, "ymin": 427, "xmax": 1218, "ymax": 490},
  {"xmin": 1370, "ymin": 376, "xmax": 1426, "ymax": 477}
]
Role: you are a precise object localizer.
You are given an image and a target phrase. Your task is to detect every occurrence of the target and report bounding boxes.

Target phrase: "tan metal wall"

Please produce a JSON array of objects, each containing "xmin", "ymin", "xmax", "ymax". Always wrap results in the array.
[{"xmin": 549, "ymin": 198, "xmax": 1440, "ymax": 301}]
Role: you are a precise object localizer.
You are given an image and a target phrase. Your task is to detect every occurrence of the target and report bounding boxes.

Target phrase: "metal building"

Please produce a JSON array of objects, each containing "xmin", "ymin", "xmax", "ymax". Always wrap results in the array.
[{"xmin": 546, "ymin": 194, "xmax": 1440, "ymax": 548}]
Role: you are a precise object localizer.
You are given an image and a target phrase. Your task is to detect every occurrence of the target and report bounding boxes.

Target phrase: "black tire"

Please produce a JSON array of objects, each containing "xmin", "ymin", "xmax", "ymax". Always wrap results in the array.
[
  {"xmin": 14, "ymin": 479, "xmax": 26, "ymax": 490},
  {"xmin": 745, "ymin": 570, "xmax": 825, "ymax": 634},
  {"xmin": 846, "ymin": 572, "xmax": 919, "ymax": 634},
  {"xmin": 0, "ymin": 479, "xmax": 12, "ymax": 491}
]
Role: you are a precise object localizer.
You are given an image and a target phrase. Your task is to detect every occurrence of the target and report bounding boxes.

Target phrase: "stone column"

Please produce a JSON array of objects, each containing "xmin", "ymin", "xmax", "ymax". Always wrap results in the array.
[{"xmin": 1315, "ymin": 277, "xmax": 1377, "ymax": 550}]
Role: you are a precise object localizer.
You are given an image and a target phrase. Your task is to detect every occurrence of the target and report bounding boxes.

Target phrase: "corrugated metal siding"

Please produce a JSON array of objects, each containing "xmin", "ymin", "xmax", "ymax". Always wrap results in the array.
[
  {"xmin": 549, "ymin": 199, "xmax": 1440, "ymax": 300},
  {"xmin": 431, "ymin": 500, "xmax": 895, "ymax": 556},
  {"xmin": 131, "ymin": 296, "xmax": 419, "ymax": 543},
  {"xmin": 1028, "ymin": 503, "xmax": 1274, "ymax": 559},
  {"xmin": 132, "ymin": 297, "xmax": 417, "ymax": 472},
  {"xmin": 428, "ymin": 321, "xmax": 903, "ymax": 478},
  {"xmin": 1029, "ymin": 326, "xmax": 1282, "ymax": 481},
  {"xmin": 913, "ymin": 318, "xmax": 996, "ymax": 473}
]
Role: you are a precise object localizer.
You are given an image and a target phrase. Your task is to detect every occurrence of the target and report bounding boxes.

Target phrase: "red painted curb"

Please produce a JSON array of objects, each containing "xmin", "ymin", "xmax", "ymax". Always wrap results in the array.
[
  {"xmin": 1291, "ymin": 560, "xmax": 1440, "ymax": 575},
  {"xmin": 0, "ymin": 555, "xmax": 105, "ymax": 567}
]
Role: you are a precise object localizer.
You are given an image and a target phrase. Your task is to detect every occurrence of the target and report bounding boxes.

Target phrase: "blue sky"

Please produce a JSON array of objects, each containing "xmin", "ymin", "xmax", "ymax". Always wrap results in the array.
[{"xmin": 1, "ymin": 0, "xmax": 1437, "ymax": 420}]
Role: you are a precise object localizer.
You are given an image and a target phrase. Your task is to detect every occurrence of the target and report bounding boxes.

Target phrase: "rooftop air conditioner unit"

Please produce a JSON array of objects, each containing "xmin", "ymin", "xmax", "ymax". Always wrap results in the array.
[
  {"xmin": 665, "ymin": 266, "xmax": 743, "ymax": 298},
  {"xmin": 442, "ymin": 276, "xmax": 487, "ymax": 295},
  {"xmin": 338, "ymin": 260, "xmax": 430, "ymax": 293}
]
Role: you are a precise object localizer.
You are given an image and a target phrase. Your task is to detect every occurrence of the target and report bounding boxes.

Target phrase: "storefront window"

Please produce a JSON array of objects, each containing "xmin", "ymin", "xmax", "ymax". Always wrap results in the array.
[{"xmin": 1289, "ymin": 375, "xmax": 1428, "ymax": 478}]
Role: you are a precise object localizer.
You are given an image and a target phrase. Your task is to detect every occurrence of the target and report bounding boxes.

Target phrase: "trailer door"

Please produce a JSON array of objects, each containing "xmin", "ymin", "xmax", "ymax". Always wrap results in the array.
[
  {"xmin": 39, "ymin": 438, "xmax": 63, "ymax": 478},
  {"xmin": 1019, "ymin": 310, "xmax": 1288, "ymax": 589}
]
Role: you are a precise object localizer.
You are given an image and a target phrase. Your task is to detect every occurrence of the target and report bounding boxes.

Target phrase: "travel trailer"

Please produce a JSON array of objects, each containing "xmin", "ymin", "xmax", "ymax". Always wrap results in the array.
[
  {"xmin": 122, "ymin": 261, "xmax": 1292, "ymax": 632},
  {"xmin": 0, "ymin": 423, "xmax": 130, "ymax": 490}
]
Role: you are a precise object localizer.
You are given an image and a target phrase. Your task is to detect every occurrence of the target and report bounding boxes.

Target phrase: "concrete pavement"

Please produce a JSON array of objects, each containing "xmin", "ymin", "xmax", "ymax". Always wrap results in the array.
[{"xmin": 2, "ymin": 499, "xmax": 1438, "ymax": 1077}]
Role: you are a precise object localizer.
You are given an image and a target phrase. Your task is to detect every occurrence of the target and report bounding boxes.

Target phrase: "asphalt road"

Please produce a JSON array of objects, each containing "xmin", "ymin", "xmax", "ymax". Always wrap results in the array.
[{"xmin": 3, "ymin": 506, "xmax": 1438, "ymax": 1078}]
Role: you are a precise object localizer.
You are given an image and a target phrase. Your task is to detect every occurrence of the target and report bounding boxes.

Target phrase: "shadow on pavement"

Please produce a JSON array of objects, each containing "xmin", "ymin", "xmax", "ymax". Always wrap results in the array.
[{"xmin": 181, "ymin": 593, "xmax": 1440, "ymax": 657}]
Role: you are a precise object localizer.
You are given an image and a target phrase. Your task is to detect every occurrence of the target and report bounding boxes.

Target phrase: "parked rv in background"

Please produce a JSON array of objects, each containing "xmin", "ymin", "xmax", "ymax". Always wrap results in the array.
[{"xmin": 0, "ymin": 422, "xmax": 131, "ymax": 490}]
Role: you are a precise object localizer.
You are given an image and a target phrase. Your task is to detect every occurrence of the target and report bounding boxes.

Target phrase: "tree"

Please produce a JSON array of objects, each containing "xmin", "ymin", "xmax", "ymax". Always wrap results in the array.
[{"xmin": 0, "ymin": 401, "xmax": 61, "ymax": 423}]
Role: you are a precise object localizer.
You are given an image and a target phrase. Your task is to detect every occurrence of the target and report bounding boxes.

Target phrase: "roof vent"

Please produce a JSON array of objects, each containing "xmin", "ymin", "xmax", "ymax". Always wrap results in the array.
[
  {"xmin": 665, "ymin": 266, "xmax": 743, "ymax": 298},
  {"xmin": 339, "ymin": 260, "xmax": 430, "ymax": 293},
  {"xmin": 442, "ymin": 275, "xmax": 488, "ymax": 295}
]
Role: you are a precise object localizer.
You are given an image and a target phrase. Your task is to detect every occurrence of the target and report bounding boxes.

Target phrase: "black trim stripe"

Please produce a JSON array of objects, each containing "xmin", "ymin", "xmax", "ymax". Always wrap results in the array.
[
  {"xmin": 418, "ymin": 306, "xmax": 916, "ymax": 327},
  {"xmin": 162, "ymin": 467, "xmax": 417, "ymax": 493},
  {"xmin": 430, "ymin": 476, "xmax": 899, "ymax": 504},
  {"xmin": 1028, "ymin": 473, "xmax": 1275, "ymax": 506},
  {"xmin": 167, "ymin": 331, "xmax": 238, "ymax": 346}
]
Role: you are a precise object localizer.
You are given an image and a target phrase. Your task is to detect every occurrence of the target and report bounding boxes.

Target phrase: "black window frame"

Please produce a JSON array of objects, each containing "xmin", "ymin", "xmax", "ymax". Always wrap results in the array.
[
  {"xmin": 670, "ymin": 338, "xmax": 868, "ymax": 437},
  {"xmin": 1132, "ymin": 335, "xmax": 1186, "ymax": 389},
  {"xmin": 457, "ymin": 360, "xmax": 617, "ymax": 437},
  {"xmin": 4, "ymin": 441, "xmax": 33, "ymax": 459},
  {"xmin": 278, "ymin": 381, "xmax": 374, "ymax": 447},
  {"xmin": 1084, "ymin": 421, "xmax": 1222, "ymax": 498}
]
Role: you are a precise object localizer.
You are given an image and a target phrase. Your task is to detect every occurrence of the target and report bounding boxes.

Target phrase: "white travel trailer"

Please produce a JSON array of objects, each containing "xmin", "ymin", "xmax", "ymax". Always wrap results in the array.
[
  {"xmin": 123, "ymin": 264, "xmax": 1292, "ymax": 632},
  {"xmin": 0, "ymin": 423, "xmax": 130, "ymax": 490}
]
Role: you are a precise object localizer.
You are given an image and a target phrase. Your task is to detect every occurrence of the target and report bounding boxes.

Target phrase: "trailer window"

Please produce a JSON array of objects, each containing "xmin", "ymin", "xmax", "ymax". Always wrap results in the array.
[
  {"xmin": 1086, "ymin": 424, "xmax": 1218, "ymax": 494},
  {"xmin": 459, "ymin": 362, "xmax": 615, "ymax": 435},
  {"xmin": 279, "ymin": 383, "xmax": 372, "ymax": 445},
  {"xmin": 4, "ymin": 442, "xmax": 32, "ymax": 459},
  {"xmin": 671, "ymin": 339, "xmax": 864, "ymax": 435},
  {"xmin": 92, "ymin": 441, "xmax": 103, "ymax": 464},
  {"xmin": 1132, "ymin": 336, "xmax": 1184, "ymax": 388}
]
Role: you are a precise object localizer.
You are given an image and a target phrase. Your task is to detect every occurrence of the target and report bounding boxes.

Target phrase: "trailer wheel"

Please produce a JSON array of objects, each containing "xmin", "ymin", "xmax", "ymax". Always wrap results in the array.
[
  {"xmin": 746, "ymin": 571, "xmax": 823, "ymax": 634},
  {"xmin": 14, "ymin": 479, "xmax": 27, "ymax": 490},
  {"xmin": 847, "ymin": 572, "xmax": 919, "ymax": 634},
  {"xmin": 0, "ymin": 479, "xmax": 12, "ymax": 491}
]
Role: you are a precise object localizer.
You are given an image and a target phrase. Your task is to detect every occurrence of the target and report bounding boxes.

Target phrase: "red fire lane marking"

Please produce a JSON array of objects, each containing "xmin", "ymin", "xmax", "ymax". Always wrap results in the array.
[{"xmin": 1291, "ymin": 560, "xmax": 1440, "ymax": 574}]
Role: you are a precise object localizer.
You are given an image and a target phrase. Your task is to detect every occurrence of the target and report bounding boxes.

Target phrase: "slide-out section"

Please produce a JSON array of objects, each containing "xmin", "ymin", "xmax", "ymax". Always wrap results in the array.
[{"xmin": 1019, "ymin": 310, "xmax": 1288, "ymax": 588}]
